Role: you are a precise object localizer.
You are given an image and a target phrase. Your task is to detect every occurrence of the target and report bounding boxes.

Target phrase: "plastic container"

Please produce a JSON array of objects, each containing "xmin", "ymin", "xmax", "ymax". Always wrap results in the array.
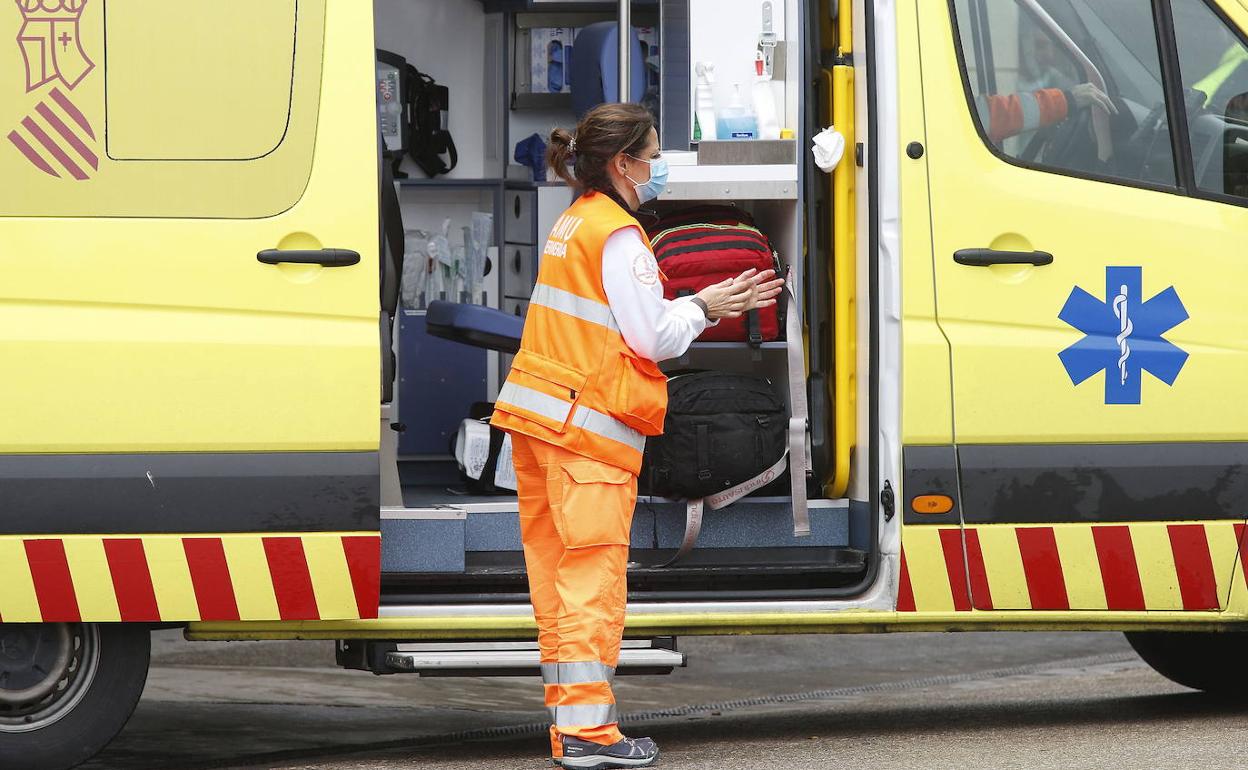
[
  {"xmin": 694, "ymin": 61, "xmax": 718, "ymax": 141},
  {"xmin": 751, "ymin": 52, "xmax": 781, "ymax": 141},
  {"xmin": 716, "ymin": 83, "xmax": 758, "ymax": 141}
]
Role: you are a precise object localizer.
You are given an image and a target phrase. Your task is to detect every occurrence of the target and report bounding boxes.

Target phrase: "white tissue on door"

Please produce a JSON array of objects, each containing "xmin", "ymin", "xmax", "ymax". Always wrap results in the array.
[{"xmin": 811, "ymin": 126, "xmax": 847, "ymax": 173}]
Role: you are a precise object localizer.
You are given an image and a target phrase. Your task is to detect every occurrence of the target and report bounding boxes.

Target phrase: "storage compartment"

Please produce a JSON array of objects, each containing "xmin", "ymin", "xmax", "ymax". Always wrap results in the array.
[
  {"xmin": 504, "ymin": 189, "xmax": 537, "ymax": 243},
  {"xmin": 502, "ymin": 243, "xmax": 535, "ymax": 299}
]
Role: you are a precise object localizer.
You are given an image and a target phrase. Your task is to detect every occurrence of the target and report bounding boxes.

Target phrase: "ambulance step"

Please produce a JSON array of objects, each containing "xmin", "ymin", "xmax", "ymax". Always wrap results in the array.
[{"xmin": 338, "ymin": 639, "xmax": 685, "ymax": 676}]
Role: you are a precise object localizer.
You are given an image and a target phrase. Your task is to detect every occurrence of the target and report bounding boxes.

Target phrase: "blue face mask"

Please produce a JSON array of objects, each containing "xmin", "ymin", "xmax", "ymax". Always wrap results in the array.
[{"xmin": 626, "ymin": 155, "xmax": 669, "ymax": 204}]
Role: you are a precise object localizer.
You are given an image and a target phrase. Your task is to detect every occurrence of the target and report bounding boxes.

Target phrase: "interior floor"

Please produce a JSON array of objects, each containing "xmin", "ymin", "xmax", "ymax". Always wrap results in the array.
[{"xmin": 384, "ymin": 469, "xmax": 867, "ymax": 604}]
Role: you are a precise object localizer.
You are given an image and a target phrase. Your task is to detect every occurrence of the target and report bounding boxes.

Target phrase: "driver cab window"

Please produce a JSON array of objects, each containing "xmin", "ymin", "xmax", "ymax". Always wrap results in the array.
[
  {"xmin": 952, "ymin": 0, "xmax": 1176, "ymax": 187},
  {"xmin": 1171, "ymin": 0, "xmax": 1248, "ymax": 202}
]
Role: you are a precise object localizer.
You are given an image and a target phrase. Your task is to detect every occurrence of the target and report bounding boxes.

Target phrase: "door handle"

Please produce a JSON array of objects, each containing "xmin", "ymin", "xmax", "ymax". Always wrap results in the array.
[
  {"xmin": 953, "ymin": 249, "xmax": 1053, "ymax": 267},
  {"xmin": 257, "ymin": 248, "xmax": 361, "ymax": 267}
]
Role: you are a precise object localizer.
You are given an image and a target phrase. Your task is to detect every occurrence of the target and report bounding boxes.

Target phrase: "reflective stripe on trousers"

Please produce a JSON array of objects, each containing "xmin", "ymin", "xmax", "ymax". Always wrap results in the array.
[
  {"xmin": 541, "ymin": 661, "xmax": 617, "ymax": 685},
  {"xmin": 497, "ymin": 382, "xmax": 645, "ymax": 454},
  {"xmin": 549, "ymin": 703, "xmax": 620, "ymax": 728}
]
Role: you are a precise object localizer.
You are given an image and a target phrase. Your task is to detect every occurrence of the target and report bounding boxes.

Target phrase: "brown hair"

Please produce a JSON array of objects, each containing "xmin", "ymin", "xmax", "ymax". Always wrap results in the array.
[{"xmin": 547, "ymin": 103, "xmax": 655, "ymax": 194}]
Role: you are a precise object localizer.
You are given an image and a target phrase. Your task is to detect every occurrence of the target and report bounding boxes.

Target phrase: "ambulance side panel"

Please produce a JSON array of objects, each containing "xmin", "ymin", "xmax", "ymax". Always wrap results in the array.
[
  {"xmin": 0, "ymin": 0, "xmax": 382, "ymax": 623},
  {"xmin": 900, "ymin": 0, "xmax": 1248, "ymax": 617}
]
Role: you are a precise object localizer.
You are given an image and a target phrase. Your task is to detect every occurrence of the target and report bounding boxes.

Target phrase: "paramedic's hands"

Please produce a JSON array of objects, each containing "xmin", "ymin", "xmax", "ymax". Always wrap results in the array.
[
  {"xmin": 1072, "ymin": 83, "xmax": 1117, "ymax": 115},
  {"xmin": 742, "ymin": 269, "xmax": 785, "ymax": 313},
  {"xmin": 695, "ymin": 269, "xmax": 784, "ymax": 320}
]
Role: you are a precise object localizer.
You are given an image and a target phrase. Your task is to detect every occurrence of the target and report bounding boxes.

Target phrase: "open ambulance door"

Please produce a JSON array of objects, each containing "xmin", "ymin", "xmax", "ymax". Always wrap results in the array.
[
  {"xmin": 910, "ymin": 0, "xmax": 1248, "ymax": 613},
  {"xmin": 0, "ymin": 0, "xmax": 381, "ymax": 627}
]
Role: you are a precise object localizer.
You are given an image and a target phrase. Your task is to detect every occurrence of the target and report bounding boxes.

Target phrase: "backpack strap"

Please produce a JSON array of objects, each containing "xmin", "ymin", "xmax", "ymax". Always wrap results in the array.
[
  {"xmin": 746, "ymin": 309, "xmax": 763, "ymax": 345},
  {"xmin": 657, "ymin": 450, "xmax": 790, "ymax": 567}
]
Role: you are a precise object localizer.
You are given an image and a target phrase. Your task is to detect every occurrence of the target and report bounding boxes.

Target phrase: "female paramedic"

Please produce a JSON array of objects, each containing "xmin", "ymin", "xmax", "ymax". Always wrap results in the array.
[{"xmin": 491, "ymin": 102, "xmax": 783, "ymax": 770}]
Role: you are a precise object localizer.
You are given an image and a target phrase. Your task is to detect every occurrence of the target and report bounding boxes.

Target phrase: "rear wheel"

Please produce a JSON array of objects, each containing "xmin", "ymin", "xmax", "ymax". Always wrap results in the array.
[
  {"xmin": 1124, "ymin": 631, "xmax": 1248, "ymax": 695},
  {"xmin": 0, "ymin": 623, "xmax": 150, "ymax": 770}
]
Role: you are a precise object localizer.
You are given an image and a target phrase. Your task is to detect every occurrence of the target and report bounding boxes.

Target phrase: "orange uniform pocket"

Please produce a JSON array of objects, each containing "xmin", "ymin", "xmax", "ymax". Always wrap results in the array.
[
  {"xmin": 550, "ymin": 461, "xmax": 637, "ymax": 549},
  {"xmin": 497, "ymin": 350, "xmax": 589, "ymax": 434},
  {"xmin": 612, "ymin": 353, "xmax": 669, "ymax": 437}
]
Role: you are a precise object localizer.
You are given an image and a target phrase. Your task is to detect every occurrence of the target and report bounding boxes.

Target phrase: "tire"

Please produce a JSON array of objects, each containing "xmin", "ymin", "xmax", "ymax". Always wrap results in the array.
[
  {"xmin": 0, "ymin": 623, "xmax": 151, "ymax": 770},
  {"xmin": 1124, "ymin": 631, "xmax": 1248, "ymax": 695}
]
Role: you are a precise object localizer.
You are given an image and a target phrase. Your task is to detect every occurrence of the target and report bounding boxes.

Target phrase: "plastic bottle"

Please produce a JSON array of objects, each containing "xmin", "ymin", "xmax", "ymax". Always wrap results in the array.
[
  {"xmin": 694, "ymin": 61, "xmax": 718, "ymax": 142},
  {"xmin": 716, "ymin": 83, "xmax": 758, "ymax": 141},
  {"xmin": 752, "ymin": 52, "xmax": 781, "ymax": 141}
]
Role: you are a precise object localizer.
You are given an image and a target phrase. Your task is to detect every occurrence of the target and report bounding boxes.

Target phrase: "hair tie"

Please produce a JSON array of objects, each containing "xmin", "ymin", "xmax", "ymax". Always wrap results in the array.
[{"xmin": 568, "ymin": 136, "xmax": 577, "ymax": 152}]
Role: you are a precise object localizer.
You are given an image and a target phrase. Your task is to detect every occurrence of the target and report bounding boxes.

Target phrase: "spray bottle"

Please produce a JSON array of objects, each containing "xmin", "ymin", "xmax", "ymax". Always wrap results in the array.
[{"xmin": 694, "ymin": 61, "xmax": 718, "ymax": 142}]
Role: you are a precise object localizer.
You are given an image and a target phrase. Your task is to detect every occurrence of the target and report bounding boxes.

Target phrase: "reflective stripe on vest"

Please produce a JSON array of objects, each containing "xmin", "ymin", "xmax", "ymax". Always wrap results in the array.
[
  {"xmin": 540, "ymin": 661, "xmax": 616, "ymax": 685},
  {"xmin": 531, "ymin": 282, "xmax": 620, "ymax": 332},
  {"xmin": 548, "ymin": 703, "xmax": 620, "ymax": 727},
  {"xmin": 497, "ymin": 382, "xmax": 645, "ymax": 454}
]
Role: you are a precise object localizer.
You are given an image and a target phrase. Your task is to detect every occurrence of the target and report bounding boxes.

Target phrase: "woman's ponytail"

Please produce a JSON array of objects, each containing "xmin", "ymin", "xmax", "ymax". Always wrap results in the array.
[{"xmin": 546, "ymin": 127, "xmax": 578, "ymax": 187}]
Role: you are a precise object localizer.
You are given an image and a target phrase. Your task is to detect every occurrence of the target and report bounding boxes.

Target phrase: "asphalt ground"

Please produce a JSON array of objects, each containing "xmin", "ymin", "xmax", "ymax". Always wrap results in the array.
[{"xmin": 79, "ymin": 629, "xmax": 1248, "ymax": 770}]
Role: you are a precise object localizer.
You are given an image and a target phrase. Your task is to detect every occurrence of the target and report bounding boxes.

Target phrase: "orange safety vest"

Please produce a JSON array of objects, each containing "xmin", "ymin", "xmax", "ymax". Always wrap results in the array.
[{"xmin": 492, "ymin": 191, "xmax": 668, "ymax": 474}]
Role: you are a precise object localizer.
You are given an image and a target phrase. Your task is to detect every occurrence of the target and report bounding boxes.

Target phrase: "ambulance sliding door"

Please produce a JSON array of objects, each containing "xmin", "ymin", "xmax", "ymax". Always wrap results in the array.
[
  {"xmin": 0, "ymin": 0, "xmax": 381, "ymax": 625},
  {"xmin": 913, "ymin": 0, "xmax": 1248, "ymax": 612}
]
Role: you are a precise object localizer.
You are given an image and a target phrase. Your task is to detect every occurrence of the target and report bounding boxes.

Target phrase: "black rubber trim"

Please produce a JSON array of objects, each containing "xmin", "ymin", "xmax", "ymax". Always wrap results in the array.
[
  {"xmin": 957, "ymin": 442, "xmax": 1248, "ymax": 524},
  {"xmin": 0, "ymin": 452, "xmax": 379, "ymax": 534},
  {"xmin": 902, "ymin": 446, "xmax": 962, "ymax": 525},
  {"xmin": 863, "ymin": 0, "xmax": 882, "ymax": 598},
  {"xmin": 1153, "ymin": 0, "xmax": 1198, "ymax": 193}
]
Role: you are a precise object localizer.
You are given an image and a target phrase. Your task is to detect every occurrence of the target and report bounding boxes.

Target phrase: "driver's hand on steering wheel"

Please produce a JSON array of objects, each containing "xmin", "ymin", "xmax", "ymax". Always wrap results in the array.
[{"xmin": 1071, "ymin": 83, "xmax": 1119, "ymax": 116}]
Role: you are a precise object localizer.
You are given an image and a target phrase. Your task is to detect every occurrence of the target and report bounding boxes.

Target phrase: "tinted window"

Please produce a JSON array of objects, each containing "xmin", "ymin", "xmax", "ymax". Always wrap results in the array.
[
  {"xmin": 952, "ymin": 0, "xmax": 1176, "ymax": 186},
  {"xmin": 1171, "ymin": 0, "xmax": 1248, "ymax": 201}
]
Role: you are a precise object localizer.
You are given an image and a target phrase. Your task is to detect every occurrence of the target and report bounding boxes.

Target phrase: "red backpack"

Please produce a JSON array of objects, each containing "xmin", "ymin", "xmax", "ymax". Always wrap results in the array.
[{"xmin": 649, "ymin": 207, "xmax": 782, "ymax": 344}]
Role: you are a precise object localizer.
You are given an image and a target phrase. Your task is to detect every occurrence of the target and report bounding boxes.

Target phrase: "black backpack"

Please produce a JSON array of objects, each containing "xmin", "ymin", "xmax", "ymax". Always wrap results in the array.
[
  {"xmin": 641, "ymin": 372, "xmax": 788, "ymax": 501},
  {"xmin": 408, "ymin": 67, "xmax": 458, "ymax": 177}
]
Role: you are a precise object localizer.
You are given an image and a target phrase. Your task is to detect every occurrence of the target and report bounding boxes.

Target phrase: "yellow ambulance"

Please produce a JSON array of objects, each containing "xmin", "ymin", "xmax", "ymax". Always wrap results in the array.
[{"xmin": 2, "ymin": 0, "xmax": 1247, "ymax": 767}]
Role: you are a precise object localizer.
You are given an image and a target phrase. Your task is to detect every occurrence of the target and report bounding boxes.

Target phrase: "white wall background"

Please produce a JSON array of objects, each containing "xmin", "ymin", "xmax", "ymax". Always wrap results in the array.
[
  {"xmin": 374, "ymin": 0, "xmax": 487, "ymax": 179},
  {"xmin": 689, "ymin": 0, "xmax": 789, "ymax": 135}
]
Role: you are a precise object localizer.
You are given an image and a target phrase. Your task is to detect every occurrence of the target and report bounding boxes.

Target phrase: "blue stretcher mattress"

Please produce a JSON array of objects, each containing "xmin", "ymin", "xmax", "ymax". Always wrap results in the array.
[{"xmin": 425, "ymin": 300, "xmax": 524, "ymax": 354}]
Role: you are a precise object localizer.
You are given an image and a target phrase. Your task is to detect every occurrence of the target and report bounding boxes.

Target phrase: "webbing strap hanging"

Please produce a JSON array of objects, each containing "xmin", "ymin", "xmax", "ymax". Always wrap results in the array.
[
  {"xmin": 784, "ymin": 277, "xmax": 812, "ymax": 537},
  {"xmin": 658, "ymin": 451, "xmax": 791, "ymax": 567},
  {"xmin": 655, "ymin": 272, "xmax": 812, "ymax": 568}
]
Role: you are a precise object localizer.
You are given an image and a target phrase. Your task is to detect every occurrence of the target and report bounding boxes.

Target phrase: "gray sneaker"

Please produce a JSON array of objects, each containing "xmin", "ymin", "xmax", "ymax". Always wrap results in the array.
[{"xmin": 555, "ymin": 735, "xmax": 659, "ymax": 769}]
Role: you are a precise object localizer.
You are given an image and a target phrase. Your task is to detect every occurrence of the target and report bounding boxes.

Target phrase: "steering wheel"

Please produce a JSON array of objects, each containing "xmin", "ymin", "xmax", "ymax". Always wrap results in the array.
[
  {"xmin": 1030, "ymin": 105, "xmax": 1098, "ymax": 168},
  {"xmin": 1124, "ymin": 101, "xmax": 1170, "ymax": 180}
]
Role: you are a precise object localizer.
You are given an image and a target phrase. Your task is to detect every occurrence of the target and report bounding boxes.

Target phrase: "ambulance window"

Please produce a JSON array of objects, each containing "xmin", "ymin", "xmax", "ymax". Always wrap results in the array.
[
  {"xmin": 952, "ymin": 0, "xmax": 1177, "ymax": 187},
  {"xmin": 105, "ymin": 0, "xmax": 296, "ymax": 160},
  {"xmin": 1170, "ymin": 0, "xmax": 1248, "ymax": 203}
]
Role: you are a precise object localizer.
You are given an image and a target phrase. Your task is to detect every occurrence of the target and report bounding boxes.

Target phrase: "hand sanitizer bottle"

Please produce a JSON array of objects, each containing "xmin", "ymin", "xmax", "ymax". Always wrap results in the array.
[{"xmin": 716, "ymin": 83, "xmax": 758, "ymax": 141}]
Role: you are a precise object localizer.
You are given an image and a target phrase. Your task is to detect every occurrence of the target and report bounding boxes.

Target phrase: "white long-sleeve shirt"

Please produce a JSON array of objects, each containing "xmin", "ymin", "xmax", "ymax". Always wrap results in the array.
[{"xmin": 600, "ymin": 227, "xmax": 711, "ymax": 362}]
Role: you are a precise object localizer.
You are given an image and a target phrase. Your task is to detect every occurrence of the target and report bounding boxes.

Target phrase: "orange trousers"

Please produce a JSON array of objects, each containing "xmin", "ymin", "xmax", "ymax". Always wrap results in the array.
[{"xmin": 510, "ymin": 433, "xmax": 636, "ymax": 757}]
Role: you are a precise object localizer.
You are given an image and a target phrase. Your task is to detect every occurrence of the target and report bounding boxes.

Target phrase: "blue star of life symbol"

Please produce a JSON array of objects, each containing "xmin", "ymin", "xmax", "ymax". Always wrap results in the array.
[{"xmin": 1058, "ymin": 266, "xmax": 1189, "ymax": 405}]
